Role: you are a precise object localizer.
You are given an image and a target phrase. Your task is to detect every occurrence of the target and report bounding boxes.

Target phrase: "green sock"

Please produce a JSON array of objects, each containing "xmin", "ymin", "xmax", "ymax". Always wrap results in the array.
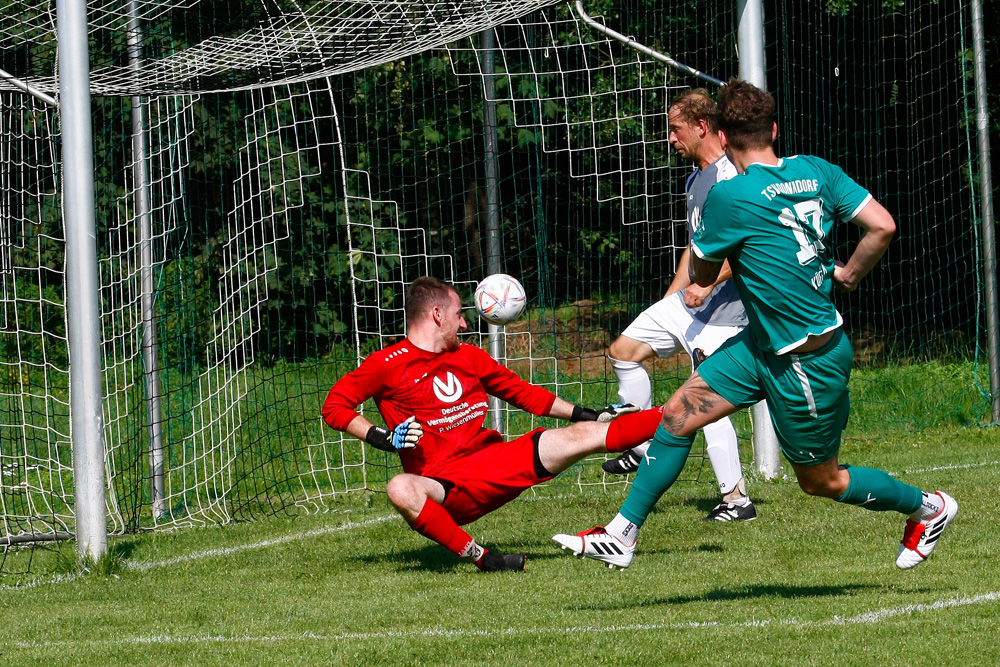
[
  {"xmin": 835, "ymin": 465, "xmax": 922, "ymax": 514},
  {"xmin": 619, "ymin": 426, "xmax": 694, "ymax": 526}
]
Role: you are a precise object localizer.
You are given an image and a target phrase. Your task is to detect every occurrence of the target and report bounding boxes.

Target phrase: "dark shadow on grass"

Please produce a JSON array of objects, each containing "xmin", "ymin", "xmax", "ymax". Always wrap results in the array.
[
  {"xmin": 350, "ymin": 545, "xmax": 464, "ymax": 573},
  {"xmin": 661, "ymin": 583, "xmax": 880, "ymax": 605},
  {"xmin": 348, "ymin": 534, "xmax": 731, "ymax": 572},
  {"xmin": 572, "ymin": 583, "xmax": 880, "ymax": 610},
  {"xmin": 352, "ymin": 537, "xmax": 618, "ymax": 572},
  {"xmin": 110, "ymin": 538, "xmax": 140, "ymax": 561}
]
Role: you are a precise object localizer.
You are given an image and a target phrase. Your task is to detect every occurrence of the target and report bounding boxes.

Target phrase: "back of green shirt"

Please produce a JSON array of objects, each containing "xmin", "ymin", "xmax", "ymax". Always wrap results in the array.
[{"xmin": 691, "ymin": 155, "xmax": 872, "ymax": 354}]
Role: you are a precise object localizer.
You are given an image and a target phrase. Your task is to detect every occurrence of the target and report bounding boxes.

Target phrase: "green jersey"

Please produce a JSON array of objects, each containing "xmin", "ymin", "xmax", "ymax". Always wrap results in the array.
[{"xmin": 691, "ymin": 155, "xmax": 872, "ymax": 354}]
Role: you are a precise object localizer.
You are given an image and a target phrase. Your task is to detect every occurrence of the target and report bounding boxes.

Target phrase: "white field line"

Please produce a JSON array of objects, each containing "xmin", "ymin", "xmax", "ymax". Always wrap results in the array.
[
  {"xmin": 887, "ymin": 460, "xmax": 1000, "ymax": 477},
  {"xmin": 12, "ymin": 591, "xmax": 1000, "ymax": 649},
  {"xmin": 126, "ymin": 514, "xmax": 400, "ymax": 572},
  {"xmin": 0, "ymin": 514, "xmax": 400, "ymax": 592},
  {"xmin": 0, "ymin": 571, "xmax": 85, "ymax": 592}
]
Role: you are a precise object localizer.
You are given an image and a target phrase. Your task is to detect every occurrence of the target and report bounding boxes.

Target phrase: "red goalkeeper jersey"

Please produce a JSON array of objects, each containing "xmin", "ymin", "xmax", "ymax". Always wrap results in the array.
[{"xmin": 322, "ymin": 340, "xmax": 557, "ymax": 475}]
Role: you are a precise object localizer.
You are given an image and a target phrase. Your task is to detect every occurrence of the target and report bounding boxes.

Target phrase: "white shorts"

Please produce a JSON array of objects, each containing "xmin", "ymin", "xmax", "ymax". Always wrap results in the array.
[{"xmin": 620, "ymin": 292, "xmax": 744, "ymax": 368}]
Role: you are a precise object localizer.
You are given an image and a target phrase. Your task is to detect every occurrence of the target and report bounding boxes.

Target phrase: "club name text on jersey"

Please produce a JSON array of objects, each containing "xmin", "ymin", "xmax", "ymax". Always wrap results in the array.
[
  {"xmin": 760, "ymin": 179, "xmax": 819, "ymax": 201},
  {"xmin": 427, "ymin": 400, "xmax": 490, "ymax": 431}
]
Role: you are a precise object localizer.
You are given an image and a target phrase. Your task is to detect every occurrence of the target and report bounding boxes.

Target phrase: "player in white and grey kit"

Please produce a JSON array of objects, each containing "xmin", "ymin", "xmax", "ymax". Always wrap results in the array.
[{"xmin": 603, "ymin": 89, "xmax": 755, "ymax": 522}]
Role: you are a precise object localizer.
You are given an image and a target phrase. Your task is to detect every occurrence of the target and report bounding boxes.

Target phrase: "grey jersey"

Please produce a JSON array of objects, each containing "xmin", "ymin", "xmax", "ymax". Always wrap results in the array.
[{"xmin": 683, "ymin": 154, "xmax": 747, "ymax": 326}]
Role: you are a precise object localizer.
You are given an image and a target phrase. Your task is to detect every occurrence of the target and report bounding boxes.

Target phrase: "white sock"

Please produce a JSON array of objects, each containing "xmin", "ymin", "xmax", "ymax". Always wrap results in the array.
[
  {"xmin": 608, "ymin": 356, "xmax": 653, "ymax": 410},
  {"xmin": 460, "ymin": 540, "xmax": 484, "ymax": 561},
  {"xmin": 605, "ymin": 513, "xmax": 639, "ymax": 545},
  {"xmin": 704, "ymin": 418, "xmax": 743, "ymax": 496},
  {"xmin": 910, "ymin": 492, "xmax": 944, "ymax": 521},
  {"xmin": 628, "ymin": 441, "xmax": 651, "ymax": 457}
]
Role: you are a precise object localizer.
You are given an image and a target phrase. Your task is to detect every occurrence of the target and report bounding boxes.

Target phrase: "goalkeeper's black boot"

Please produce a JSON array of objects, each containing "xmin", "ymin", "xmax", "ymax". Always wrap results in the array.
[
  {"xmin": 476, "ymin": 549, "xmax": 527, "ymax": 572},
  {"xmin": 602, "ymin": 448, "xmax": 643, "ymax": 475}
]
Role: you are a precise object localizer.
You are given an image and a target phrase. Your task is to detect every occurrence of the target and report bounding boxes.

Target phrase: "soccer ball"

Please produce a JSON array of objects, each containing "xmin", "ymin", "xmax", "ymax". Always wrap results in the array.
[{"xmin": 474, "ymin": 274, "xmax": 526, "ymax": 325}]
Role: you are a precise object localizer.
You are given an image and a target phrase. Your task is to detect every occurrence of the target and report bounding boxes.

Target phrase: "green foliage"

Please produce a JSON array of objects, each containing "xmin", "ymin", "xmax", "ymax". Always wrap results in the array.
[
  {"xmin": 577, "ymin": 229, "xmax": 634, "ymax": 270},
  {"xmin": 824, "ymin": 0, "xmax": 913, "ymax": 16},
  {"xmin": 0, "ymin": 278, "xmax": 66, "ymax": 368},
  {"xmin": 54, "ymin": 0, "xmax": 988, "ymax": 368}
]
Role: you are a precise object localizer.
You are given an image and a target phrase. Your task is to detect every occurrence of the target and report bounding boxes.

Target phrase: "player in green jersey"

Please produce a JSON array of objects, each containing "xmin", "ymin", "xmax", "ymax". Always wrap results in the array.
[{"xmin": 553, "ymin": 79, "xmax": 957, "ymax": 571}]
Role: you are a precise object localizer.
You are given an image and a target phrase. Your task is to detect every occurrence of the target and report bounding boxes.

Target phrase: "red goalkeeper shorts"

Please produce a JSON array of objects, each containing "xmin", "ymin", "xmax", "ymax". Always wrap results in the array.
[{"xmin": 426, "ymin": 428, "xmax": 553, "ymax": 526}]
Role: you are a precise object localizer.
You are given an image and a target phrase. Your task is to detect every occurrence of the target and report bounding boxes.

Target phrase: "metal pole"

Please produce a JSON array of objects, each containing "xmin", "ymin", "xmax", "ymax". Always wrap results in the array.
[
  {"xmin": 479, "ymin": 28, "xmax": 505, "ymax": 434},
  {"xmin": 972, "ymin": 0, "xmax": 1000, "ymax": 424},
  {"xmin": 750, "ymin": 400, "xmax": 780, "ymax": 478},
  {"xmin": 971, "ymin": 0, "xmax": 1000, "ymax": 424},
  {"xmin": 56, "ymin": 0, "xmax": 108, "ymax": 560},
  {"xmin": 737, "ymin": 0, "xmax": 767, "ymax": 89},
  {"xmin": 574, "ymin": 1, "xmax": 725, "ymax": 87},
  {"xmin": 737, "ymin": 0, "xmax": 780, "ymax": 478},
  {"xmin": 0, "ymin": 67, "xmax": 57, "ymax": 107},
  {"xmin": 128, "ymin": 4, "xmax": 166, "ymax": 519}
]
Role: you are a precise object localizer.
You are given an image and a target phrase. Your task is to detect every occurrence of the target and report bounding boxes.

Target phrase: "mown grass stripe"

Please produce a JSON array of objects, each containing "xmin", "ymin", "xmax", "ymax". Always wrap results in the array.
[
  {"xmin": 13, "ymin": 591, "xmax": 1000, "ymax": 649},
  {"xmin": 0, "ymin": 515, "xmax": 399, "ymax": 592}
]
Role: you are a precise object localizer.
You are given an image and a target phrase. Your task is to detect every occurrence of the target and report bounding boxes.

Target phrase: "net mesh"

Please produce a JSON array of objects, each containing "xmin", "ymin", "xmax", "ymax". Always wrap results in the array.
[
  {"xmin": 1, "ymin": 0, "xmax": 560, "ymax": 95},
  {"xmin": 0, "ymin": 0, "xmax": 990, "ymax": 542}
]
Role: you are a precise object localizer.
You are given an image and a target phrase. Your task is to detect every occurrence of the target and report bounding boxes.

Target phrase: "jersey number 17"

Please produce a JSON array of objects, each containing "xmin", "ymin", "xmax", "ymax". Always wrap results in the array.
[{"xmin": 778, "ymin": 199, "xmax": 826, "ymax": 265}]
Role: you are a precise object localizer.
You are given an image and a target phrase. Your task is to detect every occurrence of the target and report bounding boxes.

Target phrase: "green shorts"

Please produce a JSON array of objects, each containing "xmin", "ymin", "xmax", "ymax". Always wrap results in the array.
[{"xmin": 697, "ymin": 327, "xmax": 853, "ymax": 466}]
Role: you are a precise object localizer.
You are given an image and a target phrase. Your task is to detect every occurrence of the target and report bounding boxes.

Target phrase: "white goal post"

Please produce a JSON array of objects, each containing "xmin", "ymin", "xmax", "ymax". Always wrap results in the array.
[{"xmin": 57, "ymin": 0, "xmax": 108, "ymax": 561}]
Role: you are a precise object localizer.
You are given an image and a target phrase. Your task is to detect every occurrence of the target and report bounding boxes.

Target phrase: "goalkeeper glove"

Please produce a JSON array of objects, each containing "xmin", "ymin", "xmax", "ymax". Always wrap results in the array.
[
  {"xmin": 365, "ymin": 416, "xmax": 423, "ymax": 452},
  {"xmin": 570, "ymin": 403, "xmax": 640, "ymax": 423}
]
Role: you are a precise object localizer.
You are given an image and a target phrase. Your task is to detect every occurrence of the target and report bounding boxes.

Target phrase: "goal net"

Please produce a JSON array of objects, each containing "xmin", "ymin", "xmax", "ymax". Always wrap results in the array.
[{"xmin": 0, "ymin": 0, "xmax": 989, "ymax": 543}]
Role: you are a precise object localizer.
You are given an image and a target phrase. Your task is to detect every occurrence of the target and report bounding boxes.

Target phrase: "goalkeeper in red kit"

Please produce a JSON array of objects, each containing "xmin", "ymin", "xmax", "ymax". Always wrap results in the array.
[{"xmin": 322, "ymin": 277, "xmax": 664, "ymax": 571}]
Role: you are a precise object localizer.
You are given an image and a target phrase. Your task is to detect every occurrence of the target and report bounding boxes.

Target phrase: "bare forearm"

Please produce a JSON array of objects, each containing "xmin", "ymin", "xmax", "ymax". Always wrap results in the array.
[
  {"xmin": 689, "ymin": 251, "xmax": 723, "ymax": 287},
  {"xmin": 666, "ymin": 250, "xmax": 693, "ymax": 297},
  {"xmin": 344, "ymin": 414, "xmax": 376, "ymax": 441},
  {"xmin": 547, "ymin": 396, "xmax": 577, "ymax": 420},
  {"xmin": 835, "ymin": 199, "xmax": 895, "ymax": 292},
  {"xmin": 715, "ymin": 260, "xmax": 734, "ymax": 285},
  {"xmin": 838, "ymin": 232, "xmax": 890, "ymax": 288}
]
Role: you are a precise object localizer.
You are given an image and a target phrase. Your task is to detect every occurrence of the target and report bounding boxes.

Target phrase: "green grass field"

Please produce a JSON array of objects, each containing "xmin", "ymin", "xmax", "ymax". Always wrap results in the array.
[{"xmin": 1, "ymin": 423, "xmax": 997, "ymax": 665}]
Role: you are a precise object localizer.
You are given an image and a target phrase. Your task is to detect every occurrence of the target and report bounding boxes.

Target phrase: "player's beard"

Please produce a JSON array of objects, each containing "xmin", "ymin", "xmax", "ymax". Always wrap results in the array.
[{"xmin": 442, "ymin": 330, "xmax": 461, "ymax": 351}]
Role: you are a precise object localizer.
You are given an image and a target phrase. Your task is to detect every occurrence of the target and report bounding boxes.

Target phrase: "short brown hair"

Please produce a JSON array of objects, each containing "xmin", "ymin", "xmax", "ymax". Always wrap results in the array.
[
  {"xmin": 717, "ymin": 78, "xmax": 775, "ymax": 151},
  {"xmin": 669, "ymin": 88, "xmax": 719, "ymax": 132},
  {"xmin": 405, "ymin": 276, "xmax": 458, "ymax": 321}
]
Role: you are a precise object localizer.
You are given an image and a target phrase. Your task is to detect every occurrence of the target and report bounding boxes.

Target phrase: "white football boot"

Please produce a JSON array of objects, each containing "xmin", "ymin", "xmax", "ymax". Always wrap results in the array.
[
  {"xmin": 896, "ymin": 491, "xmax": 958, "ymax": 569},
  {"xmin": 552, "ymin": 526, "xmax": 635, "ymax": 570}
]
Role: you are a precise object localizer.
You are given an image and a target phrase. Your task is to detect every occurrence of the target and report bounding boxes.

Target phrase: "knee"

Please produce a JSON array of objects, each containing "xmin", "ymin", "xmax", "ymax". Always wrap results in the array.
[
  {"xmin": 661, "ymin": 397, "xmax": 697, "ymax": 438},
  {"xmin": 385, "ymin": 474, "xmax": 421, "ymax": 508},
  {"xmin": 565, "ymin": 420, "xmax": 607, "ymax": 449},
  {"xmin": 796, "ymin": 476, "xmax": 846, "ymax": 499},
  {"xmin": 608, "ymin": 339, "xmax": 628, "ymax": 361},
  {"xmin": 608, "ymin": 337, "xmax": 646, "ymax": 363}
]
